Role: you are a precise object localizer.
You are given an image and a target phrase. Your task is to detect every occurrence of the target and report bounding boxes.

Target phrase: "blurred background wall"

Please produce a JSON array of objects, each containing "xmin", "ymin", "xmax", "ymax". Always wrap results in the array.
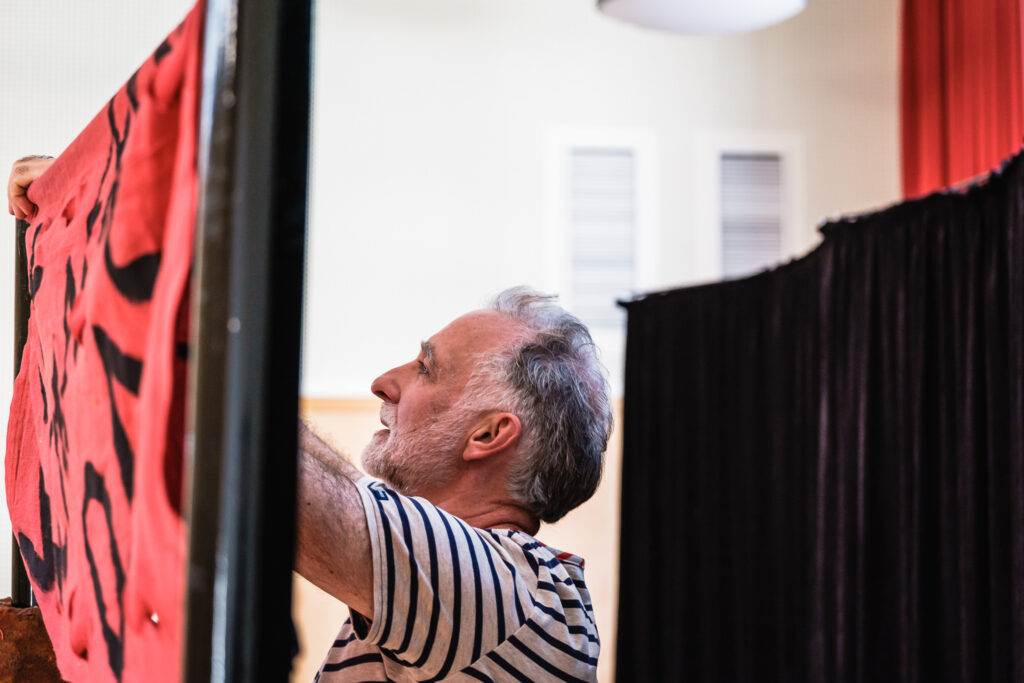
[{"xmin": 1, "ymin": 1, "xmax": 901, "ymax": 680}]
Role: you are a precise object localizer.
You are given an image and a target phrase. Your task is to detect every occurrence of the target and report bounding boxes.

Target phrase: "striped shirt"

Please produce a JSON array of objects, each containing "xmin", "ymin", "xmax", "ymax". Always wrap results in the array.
[{"xmin": 315, "ymin": 478, "xmax": 600, "ymax": 682}]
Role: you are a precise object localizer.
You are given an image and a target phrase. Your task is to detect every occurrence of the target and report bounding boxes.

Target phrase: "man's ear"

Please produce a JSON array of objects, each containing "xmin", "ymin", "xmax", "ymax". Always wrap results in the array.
[{"xmin": 462, "ymin": 412, "xmax": 521, "ymax": 462}]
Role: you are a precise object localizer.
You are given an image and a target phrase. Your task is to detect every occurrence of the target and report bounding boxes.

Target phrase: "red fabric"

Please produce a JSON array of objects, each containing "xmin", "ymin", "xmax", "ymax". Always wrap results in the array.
[
  {"xmin": 5, "ymin": 4, "xmax": 201, "ymax": 681},
  {"xmin": 901, "ymin": 0, "xmax": 1024, "ymax": 197}
]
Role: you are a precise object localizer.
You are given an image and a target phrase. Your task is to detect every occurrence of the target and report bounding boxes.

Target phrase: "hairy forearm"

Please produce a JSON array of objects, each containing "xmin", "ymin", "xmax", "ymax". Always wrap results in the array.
[
  {"xmin": 298, "ymin": 421, "xmax": 364, "ymax": 483},
  {"xmin": 295, "ymin": 422, "xmax": 374, "ymax": 617}
]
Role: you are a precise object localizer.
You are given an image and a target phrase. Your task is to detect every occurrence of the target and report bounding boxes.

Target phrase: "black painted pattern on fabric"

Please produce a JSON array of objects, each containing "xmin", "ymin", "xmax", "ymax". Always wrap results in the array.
[
  {"xmin": 18, "ymin": 471, "xmax": 58, "ymax": 592},
  {"xmin": 48, "ymin": 356, "xmax": 69, "ymax": 470},
  {"xmin": 82, "ymin": 462, "xmax": 126, "ymax": 679},
  {"xmin": 92, "ymin": 325, "xmax": 142, "ymax": 503},
  {"xmin": 62, "ymin": 257, "xmax": 79, "ymax": 365}
]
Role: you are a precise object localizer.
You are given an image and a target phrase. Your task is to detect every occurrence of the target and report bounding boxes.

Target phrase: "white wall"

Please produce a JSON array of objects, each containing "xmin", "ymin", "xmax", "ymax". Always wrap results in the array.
[{"xmin": 302, "ymin": 0, "xmax": 901, "ymax": 397}]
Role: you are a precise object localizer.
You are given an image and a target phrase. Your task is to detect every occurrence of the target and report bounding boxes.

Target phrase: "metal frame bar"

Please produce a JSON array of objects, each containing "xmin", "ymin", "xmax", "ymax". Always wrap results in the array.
[
  {"xmin": 180, "ymin": 0, "xmax": 238, "ymax": 677},
  {"xmin": 182, "ymin": 0, "xmax": 312, "ymax": 679},
  {"xmin": 11, "ymin": 218, "xmax": 33, "ymax": 608}
]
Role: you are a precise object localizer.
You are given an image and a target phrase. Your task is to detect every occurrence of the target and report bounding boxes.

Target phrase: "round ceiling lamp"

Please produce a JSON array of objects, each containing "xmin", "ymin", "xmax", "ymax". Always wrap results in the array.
[{"xmin": 597, "ymin": 0, "xmax": 808, "ymax": 35}]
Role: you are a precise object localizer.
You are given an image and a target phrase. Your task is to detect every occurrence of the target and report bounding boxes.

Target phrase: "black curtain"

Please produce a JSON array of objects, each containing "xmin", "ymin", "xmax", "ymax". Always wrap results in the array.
[{"xmin": 617, "ymin": 152, "xmax": 1024, "ymax": 683}]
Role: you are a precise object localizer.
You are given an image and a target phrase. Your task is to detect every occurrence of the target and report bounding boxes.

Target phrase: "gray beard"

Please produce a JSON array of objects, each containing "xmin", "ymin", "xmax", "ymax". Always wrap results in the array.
[{"xmin": 361, "ymin": 410, "xmax": 467, "ymax": 495}]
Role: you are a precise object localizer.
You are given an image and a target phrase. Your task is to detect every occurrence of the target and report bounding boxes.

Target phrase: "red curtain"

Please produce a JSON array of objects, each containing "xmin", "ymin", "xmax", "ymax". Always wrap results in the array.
[{"xmin": 901, "ymin": 0, "xmax": 1024, "ymax": 197}]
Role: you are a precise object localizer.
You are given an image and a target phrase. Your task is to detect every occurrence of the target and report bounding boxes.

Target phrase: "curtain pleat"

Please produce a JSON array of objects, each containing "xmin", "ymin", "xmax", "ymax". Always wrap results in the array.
[
  {"xmin": 618, "ymin": 151, "xmax": 1024, "ymax": 682},
  {"xmin": 901, "ymin": 0, "xmax": 1024, "ymax": 197}
]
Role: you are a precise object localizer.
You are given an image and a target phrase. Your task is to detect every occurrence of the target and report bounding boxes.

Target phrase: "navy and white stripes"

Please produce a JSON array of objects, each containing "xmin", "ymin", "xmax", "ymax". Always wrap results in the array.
[{"xmin": 315, "ymin": 478, "xmax": 599, "ymax": 682}]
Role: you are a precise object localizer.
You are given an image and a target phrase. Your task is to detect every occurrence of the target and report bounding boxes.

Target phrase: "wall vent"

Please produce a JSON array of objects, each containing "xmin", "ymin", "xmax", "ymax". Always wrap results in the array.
[
  {"xmin": 721, "ymin": 152, "xmax": 782, "ymax": 278},
  {"xmin": 568, "ymin": 147, "xmax": 635, "ymax": 329}
]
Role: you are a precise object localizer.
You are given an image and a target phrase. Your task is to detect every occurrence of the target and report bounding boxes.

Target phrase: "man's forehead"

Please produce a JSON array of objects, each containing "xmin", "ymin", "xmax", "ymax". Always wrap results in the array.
[{"xmin": 424, "ymin": 310, "xmax": 526, "ymax": 362}]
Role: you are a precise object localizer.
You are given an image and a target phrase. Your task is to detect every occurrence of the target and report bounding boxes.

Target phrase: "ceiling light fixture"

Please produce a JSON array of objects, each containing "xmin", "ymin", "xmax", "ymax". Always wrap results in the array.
[{"xmin": 597, "ymin": 0, "xmax": 808, "ymax": 35}]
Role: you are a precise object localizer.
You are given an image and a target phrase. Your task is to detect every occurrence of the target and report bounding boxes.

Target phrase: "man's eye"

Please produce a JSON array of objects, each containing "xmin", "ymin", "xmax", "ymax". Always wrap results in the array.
[{"xmin": 417, "ymin": 361, "xmax": 429, "ymax": 375}]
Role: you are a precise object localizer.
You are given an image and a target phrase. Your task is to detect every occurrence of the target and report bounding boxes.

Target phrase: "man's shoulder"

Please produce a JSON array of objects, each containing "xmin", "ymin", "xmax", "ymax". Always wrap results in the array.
[
  {"xmin": 483, "ymin": 528, "xmax": 587, "ymax": 571},
  {"xmin": 335, "ymin": 481, "xmax": 600, "ymax": 681},
  {"xmin": 359, "ymin": 480, "xmax": 588, "ymax": 572}
]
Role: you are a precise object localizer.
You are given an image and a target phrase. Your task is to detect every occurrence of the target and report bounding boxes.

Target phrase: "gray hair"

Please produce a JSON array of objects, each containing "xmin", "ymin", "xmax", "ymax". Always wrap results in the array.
[{"xmin": 464, "ymin": 287, "xmax": 613, "ymax": 523}]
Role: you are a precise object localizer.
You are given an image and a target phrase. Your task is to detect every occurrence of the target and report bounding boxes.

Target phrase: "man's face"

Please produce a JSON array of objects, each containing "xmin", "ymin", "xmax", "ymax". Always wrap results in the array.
[{"xmin": 361, "ymin": 310, "xmax": 524, "ymax": 496}]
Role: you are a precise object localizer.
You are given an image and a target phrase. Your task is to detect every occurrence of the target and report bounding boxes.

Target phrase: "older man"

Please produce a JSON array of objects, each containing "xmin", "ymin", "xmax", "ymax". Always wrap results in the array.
[
  {"xmin": 298, "ymin": 288, "xmax": 610, "ymax": 681},
  {"xmin": 10, "ymin": 159, "xmax": 612, "ymax": 681}
]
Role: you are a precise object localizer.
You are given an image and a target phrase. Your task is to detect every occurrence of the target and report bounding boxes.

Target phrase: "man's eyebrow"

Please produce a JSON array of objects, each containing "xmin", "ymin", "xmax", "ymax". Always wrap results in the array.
[{"xmin": 419, "ymin": 341, "xmax": 438, "ymax": 372}]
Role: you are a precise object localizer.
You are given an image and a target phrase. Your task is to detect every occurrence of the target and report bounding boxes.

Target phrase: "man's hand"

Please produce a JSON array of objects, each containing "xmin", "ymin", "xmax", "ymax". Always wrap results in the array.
[{"xmin": 8, "ymin": 156, "xmax": 56, "ymax": 220}]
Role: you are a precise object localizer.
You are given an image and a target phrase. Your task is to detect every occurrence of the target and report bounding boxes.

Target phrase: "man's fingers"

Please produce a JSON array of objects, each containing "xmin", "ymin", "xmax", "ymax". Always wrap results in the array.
[
  {"xmin": 7, "ymin": 155, "xmax": 54, "ymax": 219},
  {"xmin": 8, "ymin": 193, "xmax": 33, "ymax": 220},
  {"xmin": 7, "ymin": 172, "xmax": 22, "ymax": 217},
  {"xmin": 12, "ymin": 196, "xmax": 36, "ymax": 220}
]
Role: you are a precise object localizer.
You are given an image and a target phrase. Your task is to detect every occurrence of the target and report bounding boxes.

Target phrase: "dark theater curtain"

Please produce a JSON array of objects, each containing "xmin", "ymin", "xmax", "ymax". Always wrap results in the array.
[{"xmin": 617, "ymin": 152, "xmax": 1024, "ymax": 682}]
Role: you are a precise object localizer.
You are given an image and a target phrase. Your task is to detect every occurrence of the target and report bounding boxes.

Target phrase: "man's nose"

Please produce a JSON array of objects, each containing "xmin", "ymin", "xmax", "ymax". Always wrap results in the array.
[{"xmin": 370, "ymin": 366, "xmax": 401, "ymax": 403}]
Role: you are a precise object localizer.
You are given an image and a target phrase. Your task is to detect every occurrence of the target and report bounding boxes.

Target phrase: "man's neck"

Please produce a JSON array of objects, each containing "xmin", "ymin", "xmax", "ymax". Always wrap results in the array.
[
  {"xmin": 421, "ymin": 480, "xmax": 540, "ymax": 536},
  {"xmin": 470, "ymin": 506, "xmax": 539, "ymax": 536}
]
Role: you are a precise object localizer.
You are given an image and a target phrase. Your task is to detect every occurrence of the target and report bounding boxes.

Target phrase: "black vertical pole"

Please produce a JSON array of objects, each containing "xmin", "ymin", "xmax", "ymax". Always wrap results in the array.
[
  {"xmin": 181, "ymin": 0, "xmax": 312, "ymax": 679},
  {"xmin": 216, "ymin": 0, "xmax": 311, "ymax": 678},
  {"xmin": 11, "ymin": 218, "xmax": 33, "ymax": 608}
]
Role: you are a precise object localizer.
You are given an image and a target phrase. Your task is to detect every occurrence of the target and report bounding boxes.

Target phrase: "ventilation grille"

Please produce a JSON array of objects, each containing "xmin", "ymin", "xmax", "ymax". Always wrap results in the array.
[
  {"xmin": 721, "ymin": 152, "xmax": 782, "ymax": 278},
  {"xmin": 569, "ymin": 147, "xmax": 635, "ymax": 329}
]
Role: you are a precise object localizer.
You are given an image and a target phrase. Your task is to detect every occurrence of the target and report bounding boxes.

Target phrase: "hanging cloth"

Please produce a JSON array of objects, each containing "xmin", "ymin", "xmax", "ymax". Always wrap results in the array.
[{"xmin": 5, "ymin": 3, "xmax": 202, "ymax": 680}]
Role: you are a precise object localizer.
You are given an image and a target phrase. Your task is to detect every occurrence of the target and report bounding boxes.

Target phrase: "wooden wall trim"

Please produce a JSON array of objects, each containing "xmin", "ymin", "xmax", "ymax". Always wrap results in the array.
[{"xmin": 299, "ymin": 396, "xmax": 381, "ymax": 413}]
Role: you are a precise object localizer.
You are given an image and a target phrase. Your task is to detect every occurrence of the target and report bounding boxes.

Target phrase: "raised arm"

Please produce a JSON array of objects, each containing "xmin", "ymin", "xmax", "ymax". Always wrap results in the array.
[
  {"xmin": 295, "ymin": 422, "xmax": 375, "ymax": 618},
  {"xmin": 8, "ymin": 155, "xmax": 55, "ymax": 220}
]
